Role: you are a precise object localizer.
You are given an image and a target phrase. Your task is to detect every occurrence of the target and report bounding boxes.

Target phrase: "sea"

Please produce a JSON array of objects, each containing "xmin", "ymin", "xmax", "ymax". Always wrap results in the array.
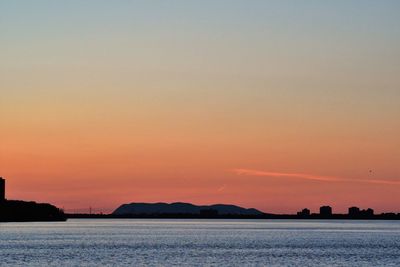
[{"xmin": 1, "ymin": 219, "xmax": 399, "ymax": 266}]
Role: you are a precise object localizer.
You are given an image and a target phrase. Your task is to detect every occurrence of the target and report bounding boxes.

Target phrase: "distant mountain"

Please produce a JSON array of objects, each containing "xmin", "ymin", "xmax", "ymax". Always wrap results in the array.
[{"xmin": 113, "ymin": 202, "xmax": 263, "ymax": 216}]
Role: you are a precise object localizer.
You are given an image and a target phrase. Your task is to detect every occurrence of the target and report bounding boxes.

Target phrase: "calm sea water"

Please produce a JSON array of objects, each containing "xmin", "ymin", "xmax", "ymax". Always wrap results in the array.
[{"xmin": 1, "ymin": 219, "xmax": 400, "ymax": 266}]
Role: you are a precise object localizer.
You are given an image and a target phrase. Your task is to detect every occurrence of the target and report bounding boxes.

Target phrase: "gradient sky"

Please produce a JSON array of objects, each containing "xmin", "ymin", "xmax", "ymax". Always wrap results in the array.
[{"xmin": 1, "ymin": 1, "xmax": 400, "ymax": 214}]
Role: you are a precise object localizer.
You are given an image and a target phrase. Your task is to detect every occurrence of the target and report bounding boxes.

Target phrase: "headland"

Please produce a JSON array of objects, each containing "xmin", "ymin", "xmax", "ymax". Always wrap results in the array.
[{"xmin": 0, "ymin": 177, "xmax": 66, "ymax": 222}]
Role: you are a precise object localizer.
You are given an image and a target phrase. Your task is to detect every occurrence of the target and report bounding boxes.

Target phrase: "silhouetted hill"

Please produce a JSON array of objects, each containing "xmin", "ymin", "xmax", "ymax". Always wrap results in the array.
[
  {"xmin": 0, "ymin": 200, "xmax": 67, "ymax": 222},
  {"xmin": 113, "ymin": 202, "xmax": 263, "ymax": 216}
]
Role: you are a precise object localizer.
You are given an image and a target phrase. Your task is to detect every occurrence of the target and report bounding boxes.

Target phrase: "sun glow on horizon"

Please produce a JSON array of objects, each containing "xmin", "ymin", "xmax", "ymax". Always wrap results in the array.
[{"xmin": 1, "ymin": 1, "xmax": 400, "ymax": 214}]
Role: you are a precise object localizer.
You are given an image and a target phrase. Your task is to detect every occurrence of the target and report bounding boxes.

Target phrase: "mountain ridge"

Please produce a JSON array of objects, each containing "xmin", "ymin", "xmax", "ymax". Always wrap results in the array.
[{"xmin": 113, "ymin": 202, "xmax": 263, "ymax": 216}]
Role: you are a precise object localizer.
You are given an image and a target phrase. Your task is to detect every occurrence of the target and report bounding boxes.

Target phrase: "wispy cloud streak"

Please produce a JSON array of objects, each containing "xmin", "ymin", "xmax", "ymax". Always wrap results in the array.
[
  {"xmin": 234, "ymin": 169, "xmax": 341, "ymax": 182},
  {"xmin": 233, "ymin": 169, "xmax": 400, "ymax": 185}
]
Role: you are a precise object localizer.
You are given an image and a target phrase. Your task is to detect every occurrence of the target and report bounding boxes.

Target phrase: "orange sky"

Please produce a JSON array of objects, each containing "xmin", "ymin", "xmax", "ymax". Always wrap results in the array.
[{"xmin": 1, "ymin": 1, "xmax": 400, "ymax": 213}]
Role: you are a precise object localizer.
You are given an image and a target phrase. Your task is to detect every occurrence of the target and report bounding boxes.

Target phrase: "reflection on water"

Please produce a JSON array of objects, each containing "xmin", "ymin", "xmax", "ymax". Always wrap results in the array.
[{"xmin": 1, "ymin": 219, "xmax": 400, "ymax": 266}]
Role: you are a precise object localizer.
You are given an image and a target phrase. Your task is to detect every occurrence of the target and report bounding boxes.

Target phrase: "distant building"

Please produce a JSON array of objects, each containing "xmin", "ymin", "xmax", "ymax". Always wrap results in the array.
[
  {"xmin": 297, "ymin": 208, "xmax": 310, "ymax": 217},
  {"xmin": 320, "ymin": 206, "xmax": 332, "ymax": 216},
  {"xmin": 348, "ymin": 207, "xmax": 360, "ymax": 216},
  {"xmin": 362, "ymin": 208, "xmax": 374, "ymax": 216},
  {"xmin": 348, "ymin": 207, "xmax": 374, "ymax": 217},
  {"xmin": 0, "ymin": 177, "xmax": 5, "ymax": 202}
]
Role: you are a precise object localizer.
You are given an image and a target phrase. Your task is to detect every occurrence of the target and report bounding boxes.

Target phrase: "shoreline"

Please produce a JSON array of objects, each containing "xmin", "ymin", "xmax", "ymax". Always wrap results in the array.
[{"xmin": 66, "ymin": 213, "xmax": 400, "ymax": 220}]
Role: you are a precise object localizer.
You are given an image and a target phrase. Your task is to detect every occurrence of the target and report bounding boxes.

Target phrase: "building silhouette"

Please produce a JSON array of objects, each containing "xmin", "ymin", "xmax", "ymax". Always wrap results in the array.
[
  {"xmin": 0, "ymin": 177, "xmax": 5, "ymax": 202},
  {"xmin": 297, "ymin": 208, "xmax": 310, "ymax": 217},
  {"xmin": 363, "ymin": 208, "xmax": 374, "ymax": 216},
  {"xmin": 348, "ymin": 207, "xmax": 360, "ymax": 216},
  {"xmin": 348, "ymin": 207, "xmax": 374, "ymax": 217},
  {"xmin": 320, "ymin": 206, "xmax": 332, "ymax": 216}
]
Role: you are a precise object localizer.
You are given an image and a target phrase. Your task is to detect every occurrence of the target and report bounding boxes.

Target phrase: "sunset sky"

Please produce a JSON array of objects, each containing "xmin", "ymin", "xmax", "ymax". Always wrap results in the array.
[{"xmin": 1, "ymin": 1, "xmax": 400, "ymax": 214}]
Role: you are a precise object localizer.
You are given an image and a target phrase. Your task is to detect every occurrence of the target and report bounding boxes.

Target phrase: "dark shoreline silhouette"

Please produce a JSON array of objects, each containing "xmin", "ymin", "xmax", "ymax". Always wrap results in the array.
[
  {"xmin": 0, "ymin": 200, "xmax": 67, "ymax": 222},
  {"xmin": 0, "ymin": 177, "xmax": 66, "ymax": 222},
  {"xmin": 67, "ymin": 202, "xmax": 400, "ymax": 220},
  {"xmin": 67, "ymin": 213, "xmax": 400, "ymax": 220}
]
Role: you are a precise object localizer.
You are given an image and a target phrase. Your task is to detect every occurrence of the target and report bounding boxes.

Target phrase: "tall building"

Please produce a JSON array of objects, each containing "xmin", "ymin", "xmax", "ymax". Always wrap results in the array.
[
  {"xmin": 320, "ymin": 206, "xmax": 332, "ymax": 216},
  {"xmin": 0, "ymin": 177, "xmax": 5, "ymax": 202}
]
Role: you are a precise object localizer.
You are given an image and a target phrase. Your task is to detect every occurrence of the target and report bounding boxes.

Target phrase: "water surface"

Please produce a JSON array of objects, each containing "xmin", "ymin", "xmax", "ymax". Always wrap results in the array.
[{"xmin": 1, "ymin": 219, "xmax": 399, "ymax": 266}]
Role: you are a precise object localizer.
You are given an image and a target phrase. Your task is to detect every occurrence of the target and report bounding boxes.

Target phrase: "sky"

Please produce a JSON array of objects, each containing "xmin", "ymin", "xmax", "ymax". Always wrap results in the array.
[{"xmin": 1, "ymin": 1, "xmax": 400, "ymax": 214}]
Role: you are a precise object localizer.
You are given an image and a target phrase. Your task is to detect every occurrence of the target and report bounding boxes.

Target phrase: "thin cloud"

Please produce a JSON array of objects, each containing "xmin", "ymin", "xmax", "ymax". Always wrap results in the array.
[
  {"xmin": 232, "ymin": 168, "xmax": 400, "ymax": 185},
  {"xmin": 217, "ymin": 184, "xmax": 227, "ymax": 192},
  {"xmin": 233, "ymin": 169, "xmax": 342, "ymax": 182}
]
